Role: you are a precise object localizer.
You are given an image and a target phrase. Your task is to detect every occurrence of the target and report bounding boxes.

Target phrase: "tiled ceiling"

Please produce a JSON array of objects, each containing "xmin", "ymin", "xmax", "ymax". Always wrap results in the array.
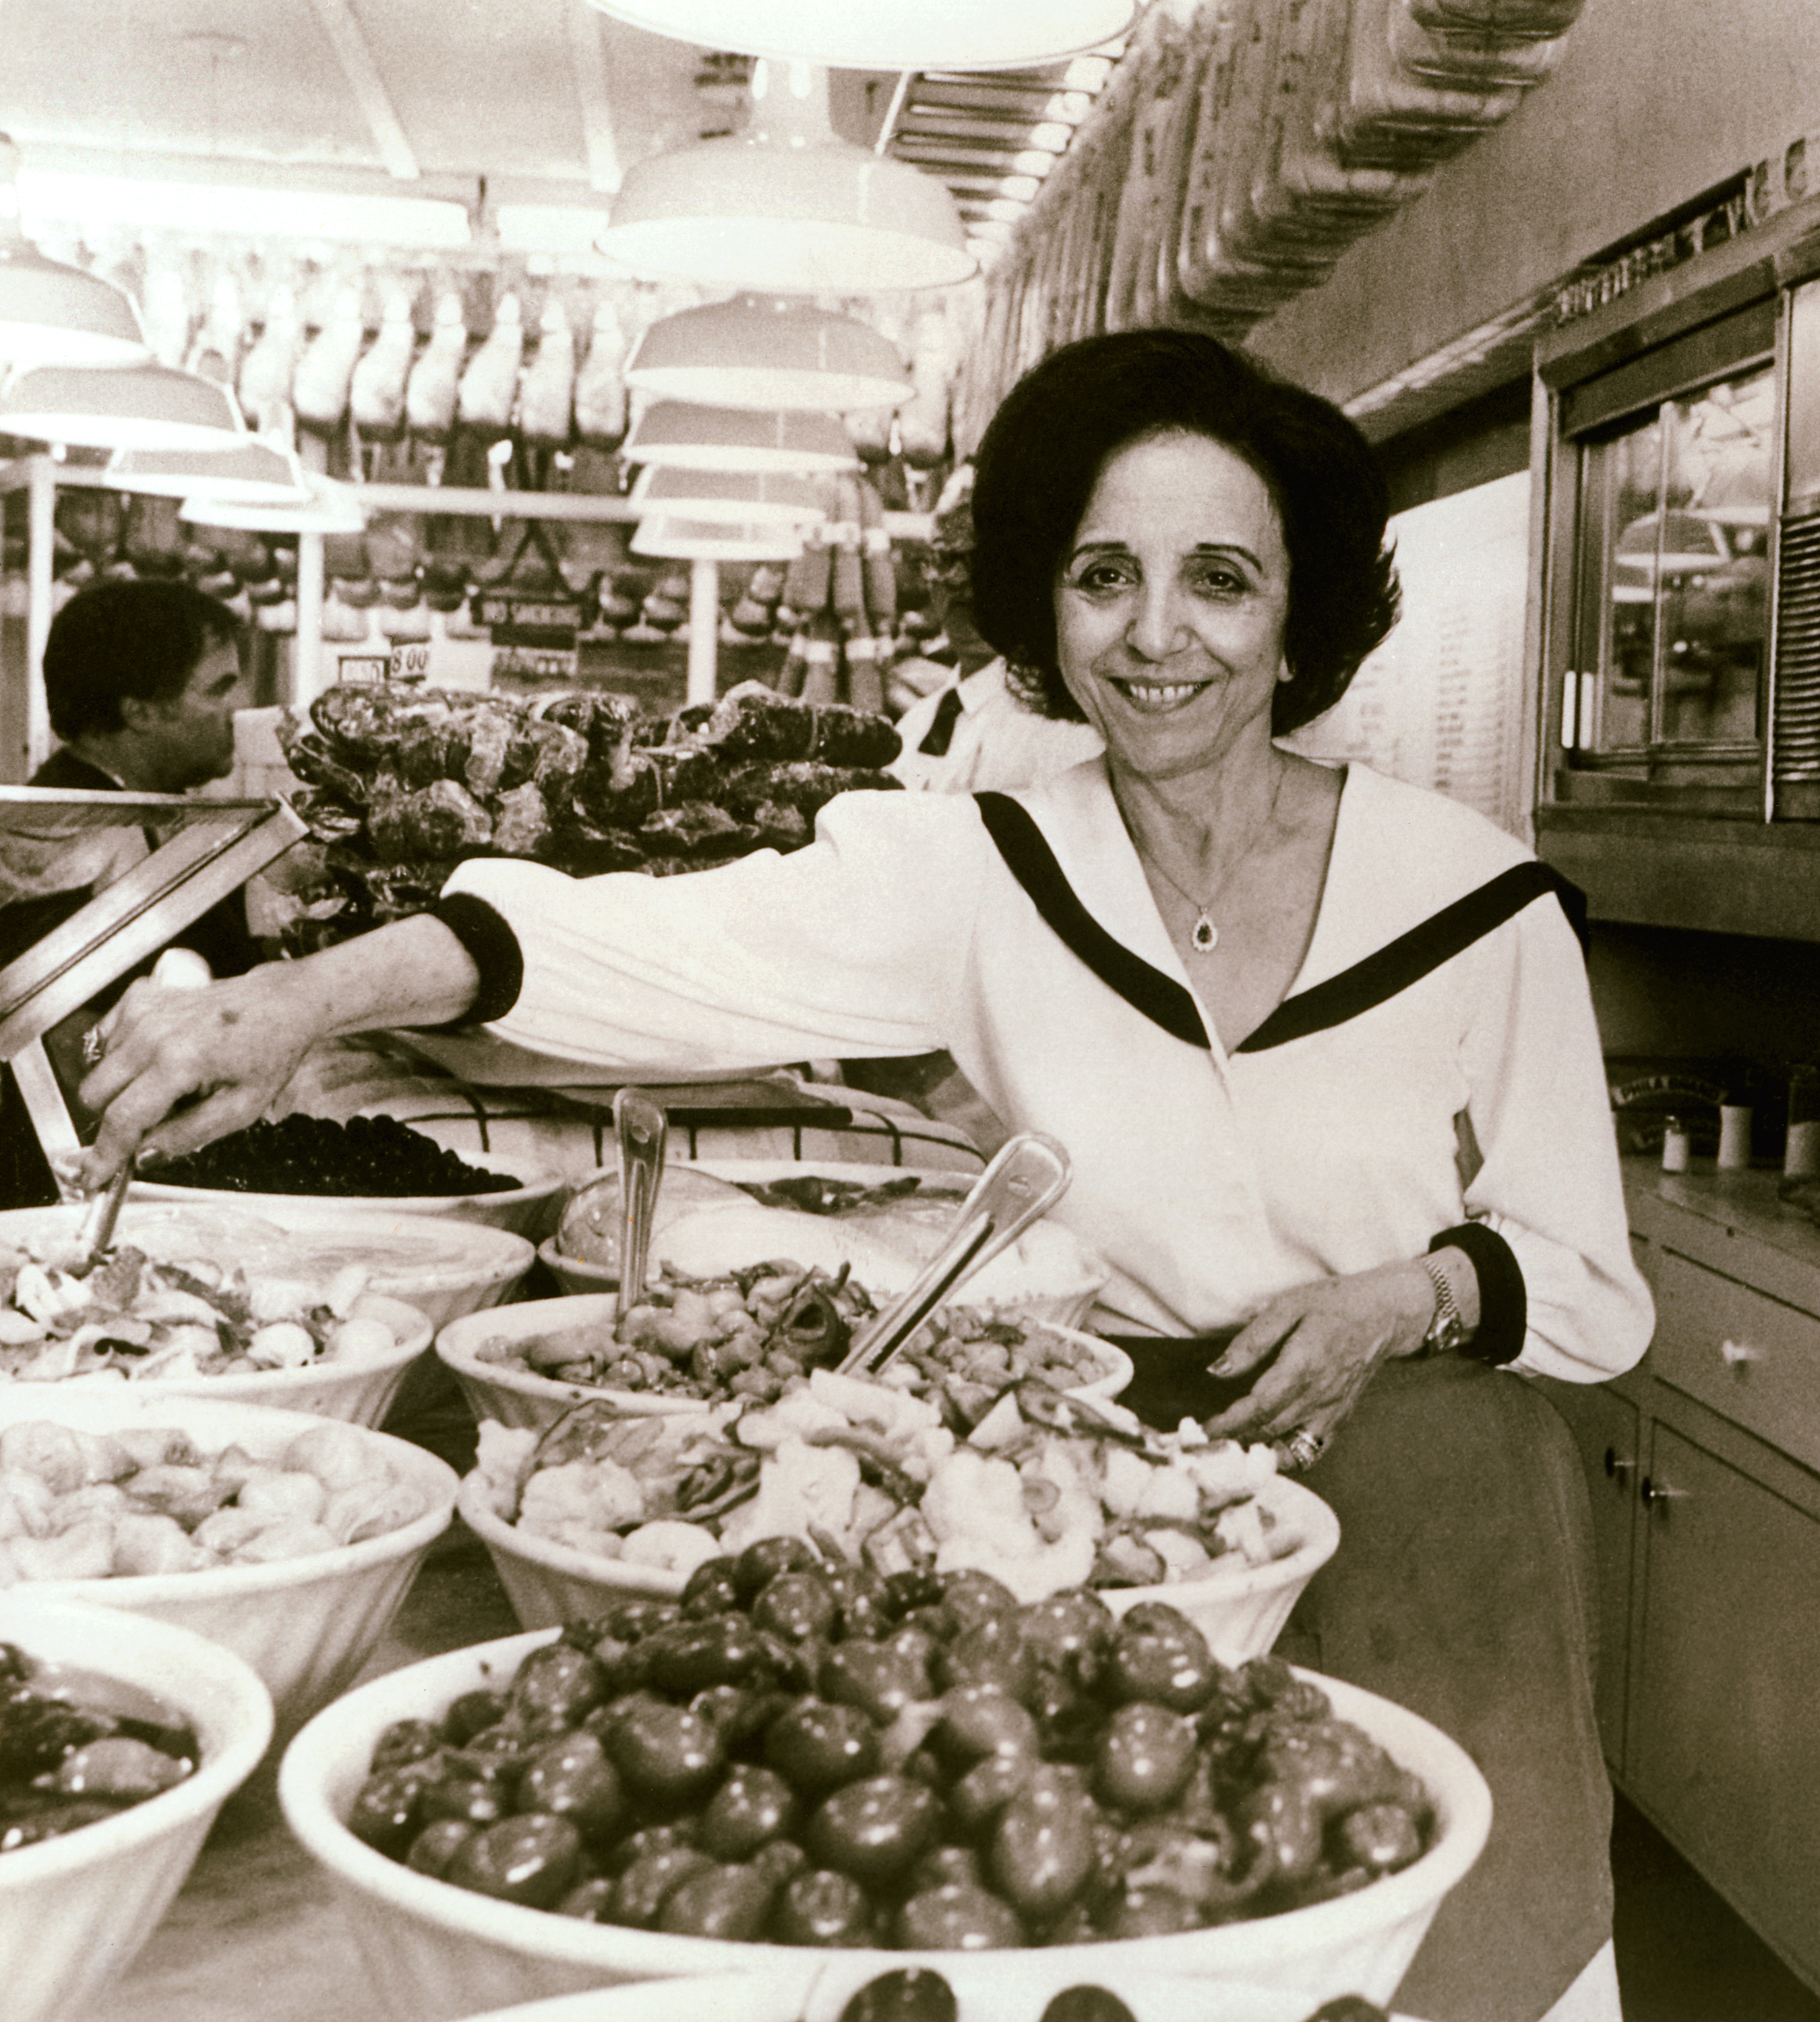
[{"xmin": 0, "ymin": 1, "xmax": 1120, "ymax": 268}]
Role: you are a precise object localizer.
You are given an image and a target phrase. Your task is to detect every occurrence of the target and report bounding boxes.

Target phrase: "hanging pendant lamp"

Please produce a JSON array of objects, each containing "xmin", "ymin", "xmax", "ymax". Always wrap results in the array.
[
  {"xmin": 0, "ymin": 360, "xmax": 245, "ymax": 451},
  {"xmin": 630, "ymin": 464, "xmax": 827, "ymax": 528},
  {"xmin": 181, "ymin": 476, "xmax": 366, "ymax": 535},
  {"xmin": 624, "ymin": 402, "xmax": 859, "ymax": 474},
  {"xmin": 584, "ymin": 0, "xmax": 1136, "ymax": 72},
  {"xmin": 0, "ymin": 135, "xmax": 148, "ymax": 369},
  {"xmin": 626, "ymin": 295, "xmax": 911, "ymax": 412},
  {"xmin": 599, "ymin": 62, "xmax": 972, "ymax": 294},
  {"xmin": 632, "ymin": 515, "xmax": 804, "ymax": 561},
  {"xmin": 107, "ymin": 437, "xmax": 313, "ymax": 507}
]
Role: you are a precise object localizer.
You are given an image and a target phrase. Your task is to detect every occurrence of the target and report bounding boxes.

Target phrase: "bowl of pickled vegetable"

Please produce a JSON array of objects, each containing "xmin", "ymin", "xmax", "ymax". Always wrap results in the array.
[
  {"xmin": 0, "ymin": 1385, "xmax": 458, "ymax": 1738},
  {"xmin": 435, "ymin": 1283, "xmax": 1131, "ymax": 1438},
  {"xmin": 278, "ymin": 1561, "xmax": 1490, "ymax": 2022},
  {"xmin": 0, "ymin": 1591, "xmax": 273, "ymax": 2022},
  {"xmin": 130, "ymin": 1113, "xmax": 568, "ymax": 1240}
]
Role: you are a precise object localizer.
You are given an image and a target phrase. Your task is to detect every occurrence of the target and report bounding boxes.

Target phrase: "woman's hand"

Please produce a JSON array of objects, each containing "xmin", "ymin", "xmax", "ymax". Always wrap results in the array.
[
  {"xmin": 75, "ymin": 962, "xmax": 335, "ymax": 1185},
  {"xmin": 1196, "ymin": 1259, "xmax": 1437, "ymax": 1455},
  {"xmin": 71, "ymin": 913, "xmax": 486, "ymax": 1187}
]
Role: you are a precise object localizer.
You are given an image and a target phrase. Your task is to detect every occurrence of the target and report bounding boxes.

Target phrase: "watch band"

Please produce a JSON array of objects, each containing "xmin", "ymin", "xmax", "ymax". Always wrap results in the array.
[{"xmin": 1420, "ymin": 1254, "xmax": 1468, "ymax": 1357}]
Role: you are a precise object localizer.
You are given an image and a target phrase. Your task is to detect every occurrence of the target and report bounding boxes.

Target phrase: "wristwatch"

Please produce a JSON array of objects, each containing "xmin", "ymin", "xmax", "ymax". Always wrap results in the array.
[{"xmin": 1419, "ymin": 1254, "xmax": 1469, "ymax": 1357}]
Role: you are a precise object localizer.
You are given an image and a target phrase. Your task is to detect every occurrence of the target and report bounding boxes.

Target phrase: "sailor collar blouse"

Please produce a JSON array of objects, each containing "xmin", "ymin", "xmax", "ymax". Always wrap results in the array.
[{"xmin": 442, "ymin": 758, "xmax": 1651, "ymax": 1384}]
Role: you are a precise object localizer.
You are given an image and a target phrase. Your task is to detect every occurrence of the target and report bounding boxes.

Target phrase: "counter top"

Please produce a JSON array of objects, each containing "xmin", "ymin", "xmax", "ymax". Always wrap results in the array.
[
  {"xmin": 70, "ymin": 1527, "xmax": 523, "ymax": 2022},
  {"xmin": 1624, "ymin": 1155, "xmax": 1820, "ymax": 1316}
]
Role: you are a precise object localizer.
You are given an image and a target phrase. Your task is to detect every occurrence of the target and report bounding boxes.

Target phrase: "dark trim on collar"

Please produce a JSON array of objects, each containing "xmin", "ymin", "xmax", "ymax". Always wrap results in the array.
[{"xmin": 973, "ymin": 790, "xmax": 1586, "ymax": 1055}]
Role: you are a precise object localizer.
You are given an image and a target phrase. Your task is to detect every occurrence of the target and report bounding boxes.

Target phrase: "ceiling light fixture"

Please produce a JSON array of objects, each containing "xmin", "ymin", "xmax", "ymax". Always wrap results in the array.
[
  {"xmin": 626, "ymin": 295, "xmax": 911, "ymax": 412},
  {"xmin": 0, "ymin": 360, "xmax": 245, "ymax": 451},
  {"xmin": 632, "ymin": 514, "xmax": 805, "ymax": 562},
  {"xmin": 0, "ymin": 136, "xmax": 148, "ymax": 369},
  {"xmin": 630, "ymin": 464, "xmax": 827, "ymax": 527},
  {"xmin": 180, "ymin": 476, "xmax": 367, "ymax": 535},
  {"xmin": 599, "ymin": 61, "xmax": 972, "ymax": 294},
  {"xmin": 584, "ymin": 0, "xmax": 1136, "ymax": 72},
  {"xmin": 106, "ymin": 437, "xmax": 313, "ymax": 506},
  {"xmin": 623, "ymin": 401, "xmax": 860, "ymax": 474},
  {"xmin": 16, "ymin": 167, "xmax": 471, "ymax": 251}
]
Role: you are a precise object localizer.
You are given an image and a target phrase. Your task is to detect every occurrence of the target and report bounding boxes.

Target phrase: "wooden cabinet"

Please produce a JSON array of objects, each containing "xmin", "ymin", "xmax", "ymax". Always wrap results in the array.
[{"xmin": 1541, "ymin": 1165, "xmax": 1820, "ymax": 1995}]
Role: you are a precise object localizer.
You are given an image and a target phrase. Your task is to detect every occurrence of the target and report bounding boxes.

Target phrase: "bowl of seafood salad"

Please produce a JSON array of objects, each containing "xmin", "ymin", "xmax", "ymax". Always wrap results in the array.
[
  {"xmin": 435, "ymin": 1277, "xmax": 1130, "ymax": 1438},
  {"xmin": 0, "ymin": 1386, "xmax": 458, "ymax": 1734},
  {"xmin": 0, "ymin": 1200, "xmax": 532, "ymax": 1347},
  {"xmin": 460, "ymin": 1376, "xmax": 1333, "ymax": 1665}
]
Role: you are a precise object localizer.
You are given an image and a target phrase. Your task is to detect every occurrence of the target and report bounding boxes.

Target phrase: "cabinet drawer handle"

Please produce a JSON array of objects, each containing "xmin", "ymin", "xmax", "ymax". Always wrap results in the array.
[
  {"xmin": 1720, "ymin": 1339, "xmax": 1759, "ymax": 1368},
  {"xmin": 1603, "ymin": 1447, "xmax": 1635, "ymax": 1479},
  {"xmin": 1640, "ymin": 1476, "xmax": 1689, "ymax": 1508}
]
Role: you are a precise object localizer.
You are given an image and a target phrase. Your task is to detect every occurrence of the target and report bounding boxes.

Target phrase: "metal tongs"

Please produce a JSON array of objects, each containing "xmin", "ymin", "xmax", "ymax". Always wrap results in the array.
[
  {"xmin": 613, "ymin": 1086, "xmax": 668, "ymax": 1324},
  {"xmin": 836, "ymin": 1132, "xmax": 1072, "ymax": 1379}
]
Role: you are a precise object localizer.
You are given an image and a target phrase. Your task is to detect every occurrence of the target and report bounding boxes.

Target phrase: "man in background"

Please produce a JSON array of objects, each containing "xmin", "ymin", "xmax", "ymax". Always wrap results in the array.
[
  {"xmin": 0, "ymin": 578, "xmax": 255, "ymax": 1204},
  {"xmin": 1, "ymin": 576, "xmax": 255, "ymax": 978},
  {"xmin": 888, "ymin": 464, "xmax": 1103, "ymax": 794}
]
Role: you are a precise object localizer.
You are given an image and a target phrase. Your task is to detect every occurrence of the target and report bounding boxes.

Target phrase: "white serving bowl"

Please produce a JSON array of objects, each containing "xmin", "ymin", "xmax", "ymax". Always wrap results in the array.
[
  {"xmin": 133, "ymin": 1144, "xmax": 568, "ymax": 1242},
  {"xmin": 0, "ymin": 1200, "xmax": 536, "ymax": 1335},
  {"xmin": 143, "ymin": 1293, "xmax": 435, "ymax": 1428},
  {"xmin": 456, "ymin": 1461, "xmax": 1330, "ymax": 1659},
  {"xmin": 0, "ymin": 1385, "xmax": 458, "ymax": 1738},
  {"xmin": 0, "ymin": 1592, "xmax": 274, "ymax": 2022},
  {"xmin": 451, "ymin": 1967, "xmax": 1422, "ymax": 2022},
  {"xmin": 436, "ymin": 1293, "xmax": 1132, "ymax": 1438},
  {"xmin": 280, "ymin": 1627, "xmax": 1490, "ymax": 2022},
  {"xmin": 550, "ymin": 1159, "xmax": 1111, "ymax": 1330}
]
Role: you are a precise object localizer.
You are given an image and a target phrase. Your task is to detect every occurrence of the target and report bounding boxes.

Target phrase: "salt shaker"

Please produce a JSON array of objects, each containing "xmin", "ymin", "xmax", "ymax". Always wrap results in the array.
[{"xmin": 1662, "ymin": 1115, "xmax": 1691, "ymax": 1173}]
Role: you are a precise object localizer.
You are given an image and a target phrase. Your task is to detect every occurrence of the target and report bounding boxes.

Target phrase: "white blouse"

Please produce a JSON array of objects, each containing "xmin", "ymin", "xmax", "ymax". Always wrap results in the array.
[{"xmin": 444, "ymin": 760, "xmax": 1652, "ymax": 1383}]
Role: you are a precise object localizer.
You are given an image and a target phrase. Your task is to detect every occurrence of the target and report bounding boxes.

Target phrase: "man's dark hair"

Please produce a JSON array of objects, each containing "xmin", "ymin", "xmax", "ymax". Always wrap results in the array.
[
  {"xmin": 42, "ymin": 578, "xmax": 243, "ymax": 743},
  {"xmin": 969, "ymin": 328, "xmax": 1400, "ymax": 736}
]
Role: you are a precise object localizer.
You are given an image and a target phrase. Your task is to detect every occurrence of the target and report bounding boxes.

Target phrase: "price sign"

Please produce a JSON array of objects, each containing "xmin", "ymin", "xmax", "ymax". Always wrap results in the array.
[
  {"xmin": 471, "ymin": 590, "xmax": 588, "ymax": 646},
  {"xmin": 335, "ymin": 652, "xmax": 390, "ymax": 685},
  {"xmin": 492, "ymin": 642, "xmax": 580, "ymax": 683}
]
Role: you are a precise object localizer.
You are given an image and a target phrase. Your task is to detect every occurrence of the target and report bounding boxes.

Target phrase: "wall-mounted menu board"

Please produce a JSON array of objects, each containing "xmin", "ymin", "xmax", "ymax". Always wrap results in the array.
[{"xmin": 1285, "ymin": 470, "xmax": 1533, "ymax": 841}]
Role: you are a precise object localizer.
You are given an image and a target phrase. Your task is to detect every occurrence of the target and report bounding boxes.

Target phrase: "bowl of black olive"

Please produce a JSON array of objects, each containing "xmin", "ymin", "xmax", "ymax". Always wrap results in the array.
[
  {"xmin": 131, "ymin": 1113, "xmax": 568, "ymax": 1240},
  {"xmin": 278, "ymin": 1558, "xmax": 1490, "ymax": 2022},
  {"xmin": 446, "ymin": 1965, "xmax": 1411, "ymax": 2022},
  {"xmin": 0, "ymin": 1591, "xmax": 273, "ymax": 2022}
]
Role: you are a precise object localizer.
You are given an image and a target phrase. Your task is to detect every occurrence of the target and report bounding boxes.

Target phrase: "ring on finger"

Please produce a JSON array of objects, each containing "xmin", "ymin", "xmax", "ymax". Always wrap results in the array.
[{"xmin": 1281, "ymin": 1428, "xmax": 1327, "ymax": 1472}]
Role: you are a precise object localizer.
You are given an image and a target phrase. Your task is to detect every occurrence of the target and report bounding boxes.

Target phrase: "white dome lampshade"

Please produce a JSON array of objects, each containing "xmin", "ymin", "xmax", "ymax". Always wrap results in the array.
[
  {"xmin": 180, "ymin": 475, "xmax": 366, "ymax": 535},
  {"xmin": 583, "ymin": 0, "xmax": 1137, "ymax": 72},
  {"xmin": 626, "ymin": 295, "xmax": 911, "ymax": 412},
  {"xmin": 107, "ymin": 437, "xmax": 313, "ymax": 507},
  {"xmin": 624, "ymin": 402, "xmax": 859, "ymax": 474},
  {"xmin": 630, "ymin": 464, "xmax": 826, "ymax": 528},
  {"xmin": 632, "ymin": 514, "xmax": 804, "ymax": 561},
  {"xmin": 599, "ymin": 62, "xmax": 972, "ymax": 295},
  {"xmin": 0, "ymin": 135, "xmax": 149, "ymax": 368},
  {"xmin": 0, "ymin": 360, "xmax": 244, "ymax": 451}
]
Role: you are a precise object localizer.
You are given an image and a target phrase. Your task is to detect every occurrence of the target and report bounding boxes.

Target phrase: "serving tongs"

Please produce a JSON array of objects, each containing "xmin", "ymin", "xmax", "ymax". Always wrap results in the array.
[
  {"xmin": 836, "ymin": 1132, "xmax": 1072, "ymax": 1380},
  {"xmin": 613, "ymin": 1086, "xmax": 669, "ymax": 1324}
]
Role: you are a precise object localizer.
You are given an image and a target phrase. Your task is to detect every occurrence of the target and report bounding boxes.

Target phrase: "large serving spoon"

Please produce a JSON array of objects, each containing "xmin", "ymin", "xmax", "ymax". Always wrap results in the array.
[
  {"xmin": 836, "ymin": 1132, "xmax": 1072, "ymax": 1380},
  {"xmin": 613, "ymin": 1087, "xmax": 668, "ymax": 1324}
]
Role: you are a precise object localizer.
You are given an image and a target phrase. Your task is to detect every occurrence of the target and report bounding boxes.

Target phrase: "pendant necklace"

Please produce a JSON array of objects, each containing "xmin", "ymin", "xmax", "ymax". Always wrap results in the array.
[{"xmin": 1122, "ymin": 760, "xmax": 1287, "ymax": 954}]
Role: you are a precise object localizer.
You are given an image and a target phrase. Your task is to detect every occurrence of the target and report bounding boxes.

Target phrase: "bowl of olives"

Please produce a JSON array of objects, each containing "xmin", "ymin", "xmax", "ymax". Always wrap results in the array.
[
  {"xmin": 448, "ymin": 1965, "xmax": 1410, "ymax": 2022},
  {"xmin": 278, "ymin": 1555, "xmax": 1490, "ymax": 2022},
  {"xmin": 0, "ymin": 1591, "xmax": 274, "ymax": 2022},
  {"xmin": 130, "ymin": 1114, "xmax": 570, "ymax": 1241}
]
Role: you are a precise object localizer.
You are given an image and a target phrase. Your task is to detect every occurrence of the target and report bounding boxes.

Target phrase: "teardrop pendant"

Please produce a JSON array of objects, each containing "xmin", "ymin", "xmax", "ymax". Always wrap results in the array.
[{"xmin": 1191, "ymin": 913, "xmax": 1219, "ymax": 952}]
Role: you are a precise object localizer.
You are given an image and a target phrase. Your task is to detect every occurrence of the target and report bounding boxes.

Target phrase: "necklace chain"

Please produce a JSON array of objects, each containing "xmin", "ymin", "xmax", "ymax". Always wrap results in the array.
[{"xmin": 1119, "ymin": 760, "xmax": 1287, "ymax": 954}]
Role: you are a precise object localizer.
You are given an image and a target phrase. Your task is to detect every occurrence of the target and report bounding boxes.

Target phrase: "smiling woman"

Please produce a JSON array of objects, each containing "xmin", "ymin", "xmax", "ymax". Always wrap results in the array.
[{"xmin": 74, "ymin": 330, "xmax": 1649, "ymax": 2022}]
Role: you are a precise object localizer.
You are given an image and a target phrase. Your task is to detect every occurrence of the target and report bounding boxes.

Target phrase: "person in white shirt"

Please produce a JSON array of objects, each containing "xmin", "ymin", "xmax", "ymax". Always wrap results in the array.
[{"xmin": 77, "ymin": 330, "xmax": 1647, "ymax": 2022}]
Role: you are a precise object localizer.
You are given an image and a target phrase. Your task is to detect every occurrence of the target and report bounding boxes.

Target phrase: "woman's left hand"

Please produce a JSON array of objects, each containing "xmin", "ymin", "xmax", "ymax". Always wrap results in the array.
[{"xmin": 1196, "ymin": 1260, "xmax": 1434, "ymax": 1454}]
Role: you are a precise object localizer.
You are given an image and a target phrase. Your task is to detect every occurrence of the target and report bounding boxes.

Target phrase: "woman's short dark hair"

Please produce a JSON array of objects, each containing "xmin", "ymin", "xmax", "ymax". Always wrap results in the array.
[
  {"xmin": 43, "ymin": 578, "xmax": 243, "ymax": 743},
  {"xmin": 969, "ymin": 329, "xmax": 1399, "ymax": 736}
]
